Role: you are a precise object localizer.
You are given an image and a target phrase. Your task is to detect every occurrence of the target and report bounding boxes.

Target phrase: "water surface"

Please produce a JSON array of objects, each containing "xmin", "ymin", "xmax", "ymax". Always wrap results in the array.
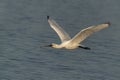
[{"xmin": 1, "ymin": 0, "xmax": 120, "ymax": 80}]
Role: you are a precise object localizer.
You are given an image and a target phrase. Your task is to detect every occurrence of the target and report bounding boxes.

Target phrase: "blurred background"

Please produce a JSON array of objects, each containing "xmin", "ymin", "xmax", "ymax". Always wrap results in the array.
[{"xmin": 0, "ymin": 0, "xmax": 120, "ymax": 80}]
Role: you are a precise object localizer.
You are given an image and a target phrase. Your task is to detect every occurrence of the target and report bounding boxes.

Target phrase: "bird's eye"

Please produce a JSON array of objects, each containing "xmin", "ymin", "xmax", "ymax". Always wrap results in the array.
[{"xmin": 48, "ymin": 44, "xmax": 52, "ymax": 47}]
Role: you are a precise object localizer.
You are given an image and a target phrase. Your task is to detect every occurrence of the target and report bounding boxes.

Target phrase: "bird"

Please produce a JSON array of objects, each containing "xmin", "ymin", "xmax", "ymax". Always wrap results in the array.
[{"xmin": 47, "ymin": 16, "xmax": 110, "ymax": 50}]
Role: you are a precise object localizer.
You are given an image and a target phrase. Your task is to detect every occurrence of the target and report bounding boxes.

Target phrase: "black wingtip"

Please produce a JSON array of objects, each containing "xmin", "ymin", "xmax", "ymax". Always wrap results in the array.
[
  {"xmin": 104, "ymin": 22, "xmax": 111, "ymax": 26},
  {"xmin": 47, "ymin": 16, "xmax": 49, "ymax": 19}
]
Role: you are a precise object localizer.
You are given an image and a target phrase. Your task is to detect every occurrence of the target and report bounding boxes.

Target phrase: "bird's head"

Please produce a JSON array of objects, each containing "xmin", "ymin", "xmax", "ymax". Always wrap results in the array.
[{"xmin": 48, "ymin": 43, "xmax": 58, "ymax": 48}]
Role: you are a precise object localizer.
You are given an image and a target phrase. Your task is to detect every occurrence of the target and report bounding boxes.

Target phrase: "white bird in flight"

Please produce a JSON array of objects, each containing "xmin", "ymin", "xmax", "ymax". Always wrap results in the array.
[{"xmin": 47, "ymin": 16, "xmax": 110, "ymax": 50}]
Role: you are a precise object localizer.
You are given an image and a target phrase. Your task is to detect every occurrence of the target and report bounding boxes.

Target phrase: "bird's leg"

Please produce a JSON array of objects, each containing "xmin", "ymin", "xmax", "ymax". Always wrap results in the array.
[{"xmin": 79, "ymin": 45, "xmax": 91, "ymax": 50}]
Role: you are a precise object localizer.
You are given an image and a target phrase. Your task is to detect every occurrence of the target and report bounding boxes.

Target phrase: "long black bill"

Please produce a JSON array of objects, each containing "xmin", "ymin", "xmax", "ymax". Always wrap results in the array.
[
  {"xmin": 40, "ymin": 44, "xmax": 52, "ymax": 48},
  {"xmin": 44, "ymin": 44, "xmax": 52, "ymax": 47},
  {"xmin": 79, "ymin": 46, "xmax": 91, "ymax": 50}
]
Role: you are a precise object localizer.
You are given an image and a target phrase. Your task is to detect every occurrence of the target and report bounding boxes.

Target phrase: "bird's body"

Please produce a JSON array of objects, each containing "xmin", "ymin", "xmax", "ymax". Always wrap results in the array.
[
  {"xmin": 47, "ymin": 16, "xmax": 110, "ymax": 50},
  {"xmin": 50, "ymin": 40, "xmax": 79, "ymax": 49}
]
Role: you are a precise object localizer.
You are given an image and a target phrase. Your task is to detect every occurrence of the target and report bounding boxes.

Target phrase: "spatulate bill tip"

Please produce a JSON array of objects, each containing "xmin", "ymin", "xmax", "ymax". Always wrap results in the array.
[{"xmin": 47, "ymin": 16, "xmax": 50, "ymax": 19}]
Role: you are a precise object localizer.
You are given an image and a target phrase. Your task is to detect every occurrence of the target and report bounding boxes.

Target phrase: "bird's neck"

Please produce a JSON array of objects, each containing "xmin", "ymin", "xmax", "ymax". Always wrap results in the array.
[{"xmin": 53, "ymin": 44, "xmax": 63, "ymax": 48}]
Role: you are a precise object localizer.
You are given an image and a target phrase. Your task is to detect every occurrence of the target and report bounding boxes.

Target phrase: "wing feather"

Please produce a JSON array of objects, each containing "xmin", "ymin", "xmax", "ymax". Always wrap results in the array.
[
  {"xmin": 70, "ymin": 23, "xmax": 110, "ymax": 44},
  {"xmin": 47, "ymin": 16, "xmax": 71, "ymax": 42}
]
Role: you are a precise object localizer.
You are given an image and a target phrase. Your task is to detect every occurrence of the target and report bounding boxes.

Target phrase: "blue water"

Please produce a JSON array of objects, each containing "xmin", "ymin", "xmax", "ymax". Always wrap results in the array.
[{"xmin": 1, "ymin": 0, "xmax": 120, "ymax": 80}]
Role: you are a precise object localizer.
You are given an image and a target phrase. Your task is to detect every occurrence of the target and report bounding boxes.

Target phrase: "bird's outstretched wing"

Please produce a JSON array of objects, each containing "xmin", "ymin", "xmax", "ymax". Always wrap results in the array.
[
  {"xmin": 70, "ymin": 22, "xmax": 110, "ymax": 44},
  {"xmin": 47, "ymin": 16, "xmax": 71, "ymax": 42}
]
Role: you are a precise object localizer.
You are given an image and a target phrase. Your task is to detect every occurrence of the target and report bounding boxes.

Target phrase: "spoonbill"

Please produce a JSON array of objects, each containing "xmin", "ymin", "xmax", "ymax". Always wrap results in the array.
[{"xmin": 47, "ymin": 16, "xmax": 110, "ymax": 50}]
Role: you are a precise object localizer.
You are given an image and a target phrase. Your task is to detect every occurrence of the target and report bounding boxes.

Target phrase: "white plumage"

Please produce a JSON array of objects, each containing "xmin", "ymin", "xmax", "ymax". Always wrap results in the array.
[{"xmin": 47, "ymin": 16, "xmax": 110, "ymax": 49}]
